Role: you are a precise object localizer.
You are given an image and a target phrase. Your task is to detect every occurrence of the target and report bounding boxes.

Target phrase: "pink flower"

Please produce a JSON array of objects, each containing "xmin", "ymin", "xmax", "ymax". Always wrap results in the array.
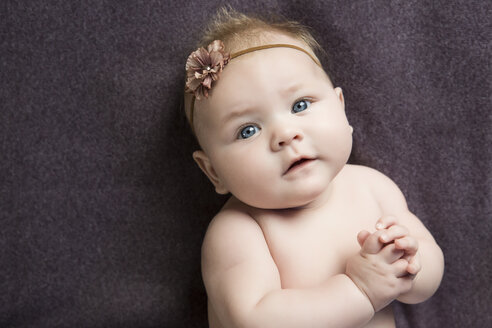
[{"xmin": 185, "ymin": 40, "xmax": 230, "ymax": 99}]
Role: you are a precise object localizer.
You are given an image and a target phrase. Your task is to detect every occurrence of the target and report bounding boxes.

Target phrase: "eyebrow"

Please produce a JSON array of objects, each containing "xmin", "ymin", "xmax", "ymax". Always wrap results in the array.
[
  {"xmin": 280, "ymin": 82, "xmax": 304, "ymax": 96},
  {"xmin": 221, "ymin": 106, "xmax": 257, "ymax": 125}
]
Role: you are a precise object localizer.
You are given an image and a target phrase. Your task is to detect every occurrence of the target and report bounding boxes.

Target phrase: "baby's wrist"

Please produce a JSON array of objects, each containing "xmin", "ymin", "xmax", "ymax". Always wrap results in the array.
[{"xmin": 344, "ymin": 273, "xmax": 376, "ymax": 314}]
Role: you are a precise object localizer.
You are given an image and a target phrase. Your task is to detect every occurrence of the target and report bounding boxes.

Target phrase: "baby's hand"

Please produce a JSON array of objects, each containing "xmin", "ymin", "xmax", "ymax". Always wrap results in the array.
[
  {"xmin": 375, "ymin": 216, "xmax": 421, "ymax": 275},
  {"xmin": 346, "ymin": 226, "xmax": 414, "ymax": 311}
]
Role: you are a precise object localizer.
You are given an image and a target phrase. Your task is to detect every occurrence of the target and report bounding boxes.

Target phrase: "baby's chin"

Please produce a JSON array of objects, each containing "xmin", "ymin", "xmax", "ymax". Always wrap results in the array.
[{"xmin": 235, "ymin": 191, "xmax": 326, "ymax": 211}]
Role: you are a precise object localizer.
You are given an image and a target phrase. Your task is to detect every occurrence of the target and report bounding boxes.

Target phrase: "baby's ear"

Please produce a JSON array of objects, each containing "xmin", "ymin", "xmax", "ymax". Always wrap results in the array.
[
  {"xmin": 192, "ymin": 150, "xmax": 229, "ymax": 194},
  {"xmin": 334, "ymin": 87, "xmax": 345, "ymax": 108}
]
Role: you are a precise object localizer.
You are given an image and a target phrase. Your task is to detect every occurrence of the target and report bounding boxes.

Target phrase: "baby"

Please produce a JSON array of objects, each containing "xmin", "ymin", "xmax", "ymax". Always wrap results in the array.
[{"xmin": 184, "ymin": 9, "xmax": 444, "ymax": 328}]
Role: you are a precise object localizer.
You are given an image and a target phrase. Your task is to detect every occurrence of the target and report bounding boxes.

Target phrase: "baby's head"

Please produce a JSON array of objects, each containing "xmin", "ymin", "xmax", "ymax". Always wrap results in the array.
[{"xmin": 185, "ymin": 8, "xmax": 353, "ymax": 209}]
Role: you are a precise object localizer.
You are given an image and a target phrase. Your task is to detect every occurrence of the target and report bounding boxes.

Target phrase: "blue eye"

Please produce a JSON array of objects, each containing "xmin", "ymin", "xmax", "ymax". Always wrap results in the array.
[
  {"xmin": 292, "ymin": 99, "xmax": 311, "ymax": 113},
  {"xmin": 238, "ymin": 125, "xmax": 260, "ymax": 139}
]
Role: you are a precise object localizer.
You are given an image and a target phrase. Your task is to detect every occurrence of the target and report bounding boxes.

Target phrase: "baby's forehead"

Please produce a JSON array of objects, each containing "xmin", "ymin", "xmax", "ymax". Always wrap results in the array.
[
  {"xmin": 225, "ymin": 54, "xmax": 325, "ymax": 95},
  {"xmin": 197, "ymin": 53, "xmax": 327, "ymax": 117},
  {"xmin": 223, "ymin": 44, "xmax": 329, "ymax": 88}
]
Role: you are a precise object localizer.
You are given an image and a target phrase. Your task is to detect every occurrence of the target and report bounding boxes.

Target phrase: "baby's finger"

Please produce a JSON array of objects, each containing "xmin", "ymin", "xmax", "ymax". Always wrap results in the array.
[
  {"xmin": 380, "ymin": 243, "xmax": 405, "ymax": 263},
  {"xmin": 361, "ymin": 230, "xmax": 386, "ymax": 254},
  {"xmin": 399, "ymin": 275, "xmax": 416, "ymax": 294},
  {"xmin": 406, "ymin": 254, "xmax": 421, "ymax": 275},
  {"xmin": 379, "ymin": 225, "xmax": 409, "ymax": 244},
  {"xmin": 375, "ymin": 215, "xmax": 399, "ymax": 230},
  {"xmin": 392, "ymin": 258, "xmax": 410, "ymax": 277},
  {"xmin": 395, "ymin": 236, "xmax": 419, "ymax": 255},
  {"xmin": 357, "ymin": 230, "xmax": 371, "ymax": 248}
]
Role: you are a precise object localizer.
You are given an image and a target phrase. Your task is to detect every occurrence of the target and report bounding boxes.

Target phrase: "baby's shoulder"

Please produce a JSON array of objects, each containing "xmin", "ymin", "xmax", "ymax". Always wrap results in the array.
[
  {"xmin": 341, "ymin": 164, "xmax": 409, "ymax": 212},
  {"xmin": 340, "ymin": 163, "xmax": 384, "ymax": 177},
  {"xmin": 201, "ymin": 197, "xmax": 272, "ymax": 277},
  {"xmin": 205, "ymin": 197, "xmax": 256, "ymax": 233},
  {"xmin": 202, "ymin": 197, "xmax": 261, "ymax": 250},
  {"xmin": 340, "ymin": 164, "xmax": 398, "ymax": 188}
]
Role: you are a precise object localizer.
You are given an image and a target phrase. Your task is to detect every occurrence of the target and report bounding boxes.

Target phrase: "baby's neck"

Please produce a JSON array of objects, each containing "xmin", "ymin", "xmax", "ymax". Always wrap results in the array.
[{"xmin": 237, "ymin": 175, "xmax": 341, "ymax": 218}]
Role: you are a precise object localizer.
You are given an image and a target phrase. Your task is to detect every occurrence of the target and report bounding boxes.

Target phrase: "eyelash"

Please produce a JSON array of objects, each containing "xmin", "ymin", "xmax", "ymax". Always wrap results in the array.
[
  {"xmin": 236, "ymin": 124, "xmax": 260, "ymax": 139},
  {"xmin": 292, "ymin": 97, "xmax": 314, "ymax": 113}
]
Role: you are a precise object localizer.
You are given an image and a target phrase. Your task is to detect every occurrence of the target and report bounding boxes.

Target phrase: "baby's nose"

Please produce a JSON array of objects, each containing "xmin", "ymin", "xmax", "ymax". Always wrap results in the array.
[{"xmin": 270, "ymin": 125, "xmax": 303, "ymax": 151}]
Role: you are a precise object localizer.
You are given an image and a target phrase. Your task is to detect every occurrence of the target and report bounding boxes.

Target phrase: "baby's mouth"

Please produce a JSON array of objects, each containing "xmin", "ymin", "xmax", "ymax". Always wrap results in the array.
[{"xmin": 284, "ymin": 157, "xmax": 315, "ymax": 175}]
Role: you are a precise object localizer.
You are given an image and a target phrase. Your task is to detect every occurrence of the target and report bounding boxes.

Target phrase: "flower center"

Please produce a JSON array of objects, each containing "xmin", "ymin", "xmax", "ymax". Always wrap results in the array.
[{"xmin": 205, "ymin": 66, "xmax": 211, "ymax": 71}]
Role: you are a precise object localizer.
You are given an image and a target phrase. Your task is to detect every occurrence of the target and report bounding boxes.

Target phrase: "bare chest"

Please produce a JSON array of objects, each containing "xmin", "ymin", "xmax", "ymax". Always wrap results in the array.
[{"xmin": 255, "ymin": 194, "xmax": 382, "ymax": 289}]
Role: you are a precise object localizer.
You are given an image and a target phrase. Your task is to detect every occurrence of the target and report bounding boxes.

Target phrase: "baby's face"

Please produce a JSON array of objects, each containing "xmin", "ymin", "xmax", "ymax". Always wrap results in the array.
[{"xmin": 193, "ymin": 37, "xmax": 353, "ymax": 209}]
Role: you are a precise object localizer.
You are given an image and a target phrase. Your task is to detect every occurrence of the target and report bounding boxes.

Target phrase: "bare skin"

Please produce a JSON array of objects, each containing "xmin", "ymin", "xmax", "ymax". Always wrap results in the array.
[{"xmin": 202, "ymin": 165, "xmax": 444, "ymax": 328}]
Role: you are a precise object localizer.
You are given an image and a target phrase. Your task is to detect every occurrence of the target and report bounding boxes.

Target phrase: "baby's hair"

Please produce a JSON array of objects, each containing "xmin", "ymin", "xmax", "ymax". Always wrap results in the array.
[
  {"xmin": 184, "ymin": 6, "xmax": 328, "ymax": 128},
  {"xmin": 198, "ymin": 6, "xmax": 325, "ymax": 58}
]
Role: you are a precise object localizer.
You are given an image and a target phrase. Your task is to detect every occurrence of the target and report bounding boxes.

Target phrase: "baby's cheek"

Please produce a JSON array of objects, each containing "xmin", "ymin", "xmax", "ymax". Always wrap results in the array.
[{"xmin": 232, "ymin": 170, "xmax": 277, "ymax": 203}]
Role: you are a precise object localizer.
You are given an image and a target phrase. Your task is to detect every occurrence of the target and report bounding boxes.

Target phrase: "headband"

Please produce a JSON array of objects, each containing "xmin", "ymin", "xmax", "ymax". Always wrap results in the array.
[{"xmin": 185, "ymin": 40, "xmax": 322, "ymax": 128}]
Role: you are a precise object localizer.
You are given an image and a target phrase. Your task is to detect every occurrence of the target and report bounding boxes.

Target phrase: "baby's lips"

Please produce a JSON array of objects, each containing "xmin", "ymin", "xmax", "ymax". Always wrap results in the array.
[{"xmin": 283, "ymin": 156, "xmax": 315, "ymax": 175}]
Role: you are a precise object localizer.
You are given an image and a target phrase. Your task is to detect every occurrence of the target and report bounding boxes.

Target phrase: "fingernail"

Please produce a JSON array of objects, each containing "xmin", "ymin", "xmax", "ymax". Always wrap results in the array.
[
  {"xmin": 376, "ymin": 223, "xmax": 384, "ymax": 229},
  {"xmin": 380, "ymin": 234, "xmax": 388, "ymax": 242}
]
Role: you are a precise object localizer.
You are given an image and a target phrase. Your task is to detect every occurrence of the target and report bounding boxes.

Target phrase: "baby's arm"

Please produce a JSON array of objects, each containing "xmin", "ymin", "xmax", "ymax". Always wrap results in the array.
[
  {"xmin": 364, "ymin": 166, "xmax": 445, "ymax": 304},
  {"xmin": 202, "ymin": 207, "xmax": 376, "ymax": 328}
]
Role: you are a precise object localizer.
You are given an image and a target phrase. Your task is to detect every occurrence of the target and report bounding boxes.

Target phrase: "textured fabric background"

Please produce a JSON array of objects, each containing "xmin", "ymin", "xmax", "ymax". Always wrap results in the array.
[{"xmin": 1, "ymin": 0, "xmax": 490, "ymax": 327}]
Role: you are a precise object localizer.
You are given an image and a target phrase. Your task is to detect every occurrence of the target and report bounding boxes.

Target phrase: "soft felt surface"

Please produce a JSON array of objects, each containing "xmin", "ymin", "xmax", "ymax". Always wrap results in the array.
[{"xmin": 1, "ymin": 0, "xmax": 490, "ymax": 327}]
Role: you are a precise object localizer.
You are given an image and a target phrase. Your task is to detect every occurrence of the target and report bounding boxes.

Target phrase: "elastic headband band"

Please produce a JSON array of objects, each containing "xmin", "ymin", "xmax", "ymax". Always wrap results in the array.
[
  {"xmin": 230, "ymin": 43, "xmax": 321, "ymax": 66},
  {"xmin": 186, "ymin": 42, "xmax": 322, "ymax": 129}
]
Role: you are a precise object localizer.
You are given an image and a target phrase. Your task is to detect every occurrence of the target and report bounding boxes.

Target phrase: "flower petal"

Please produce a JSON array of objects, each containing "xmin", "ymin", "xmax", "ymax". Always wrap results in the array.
[
  {"xmin": 186, "ymin": 76, "xmax": 202, "ymax": 92},
  {"xmin": 186, "ymin": 53, "xmax": 202, "ymax": 71},
  {"xmin": 207, "ymin": 40, "xmax": 224, "ymax": 53},
  {"xmin": 209, "ymin": 51, "xmax": 223, "ymax": 68},
  {"xmin": 195, "ymin": 71, "xmax": 206, "ymax": 79},
  {"xmin": 210, "ymin": 72, "xmax": 219, "ymax": 81},
  {"xmin": 202, "ymin": 76, "xmax": 213, "ymax": 89},
  {"xmin": 186, "ymin": 47, "xmax": 210, "ymax": 70},
  {"xmin": 194, "ymin": 86, "xmax": 204, "ymax": 100}
]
